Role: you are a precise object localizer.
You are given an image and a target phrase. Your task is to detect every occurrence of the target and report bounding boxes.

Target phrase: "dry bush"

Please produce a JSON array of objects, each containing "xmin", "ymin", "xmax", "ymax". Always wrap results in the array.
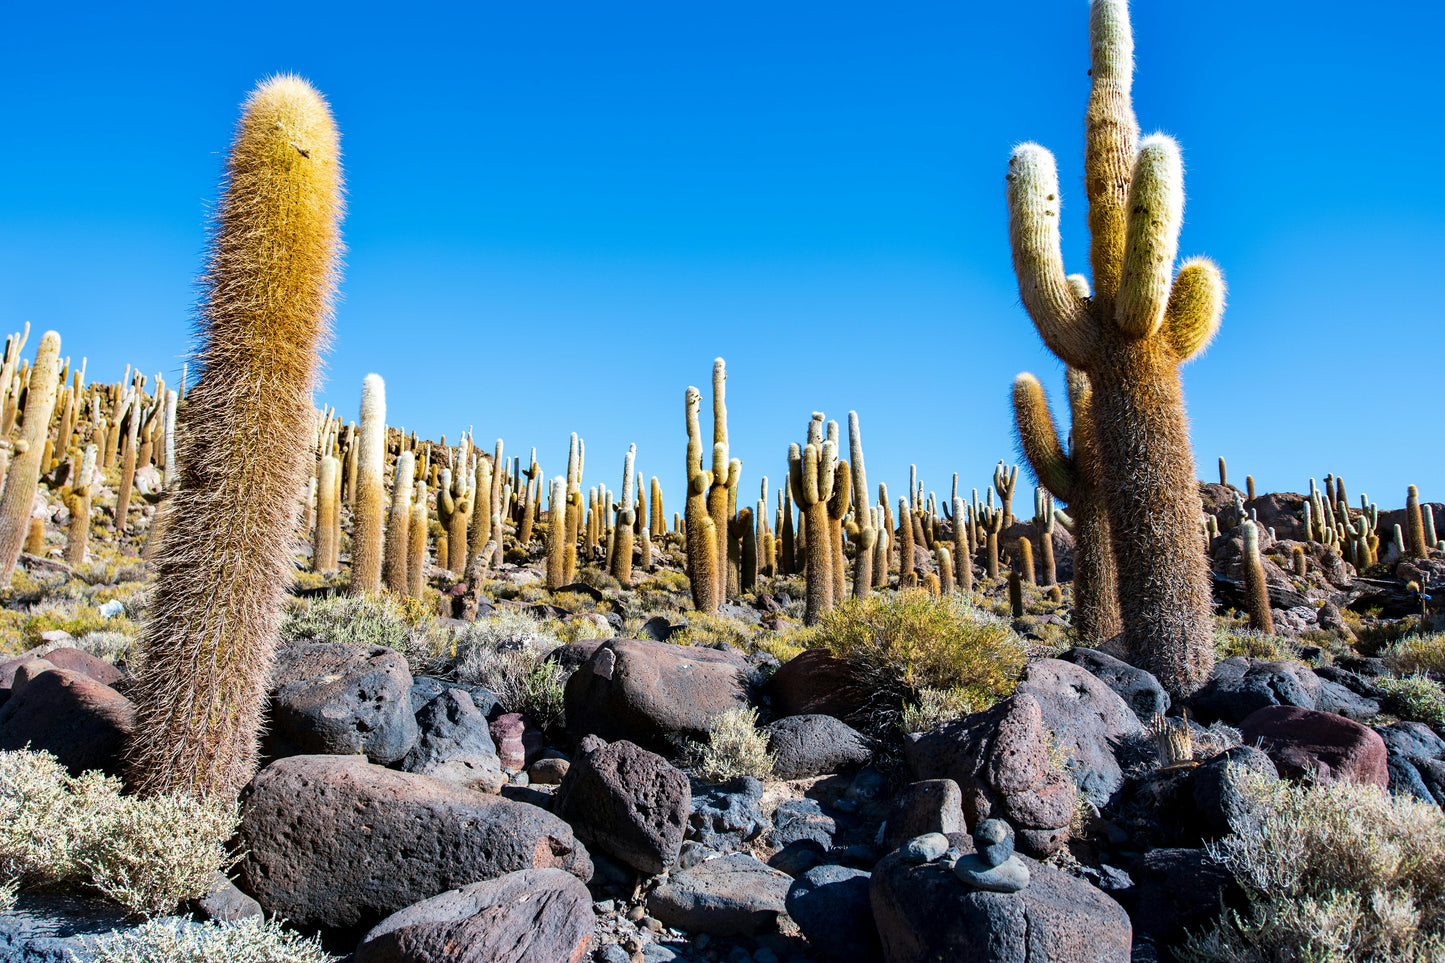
[
  {"xmin": 790, "ymin": 589, "xmax": 1025, "ymax": 732},
  {"xmin": 0, "ymin": 749, "xmax": 237, "ymax": 917},
  {"xmin": 280, "ymin": 591, "xmax": 449, "ymax": 664},
  {"xmin": 899, "ymin": 686, "xmax": 978, "ymax": 734},
  {"xmin": 1374, "ymin": 673, "xmax": 1445, "ymax": 729},
  {"xmin": 690, "ymin": 707, "xmax": 774, "ymax": 784},
  {"xmin": 84, "ymin": 917, "xmax": 336, "ymax": 963},
  {"xmin": 668, "ymin": 611, "xmax": 755, "ymax": 650},
  {"xmin": 1177, "ymin": 764, "xmax": 1445, "ymax": 963},
  {"xmin": 1384, "ymin": 632, "xmax": 1445, "ymax": 675},
  {"xmin": 445, "ymin": 611, "xmax": 567, "ymax": 729}
]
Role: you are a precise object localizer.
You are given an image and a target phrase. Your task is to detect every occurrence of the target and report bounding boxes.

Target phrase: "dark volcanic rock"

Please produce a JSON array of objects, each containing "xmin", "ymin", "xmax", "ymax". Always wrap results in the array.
[
  {"xmin": 786, "ymin": 864, "xmax": 883, "ymax": 963},
  {"xmin": 400, "ymin": 688, "xmax": 505, "ymax": 793},
  {"xmin": 765, "ymin": 714, "xmax": 873, "ymax": 779},
  {"xmin": 646, "ymin": 852, "xmax": 792, "ymax": 937},
  {"xmin": 553, "ymin": 735, "xmax": 690, "ymax": 875},
  {"xmin": 0, "ymin": 666, "xmax": 133, "ymax": 777},
  {"xmin": 1240, "ymin": 705, "xmax": 1388, "ymax": 788},
  {"xmin": 269, "ymin": 642, "xmax": 418, "ymax": 765}
]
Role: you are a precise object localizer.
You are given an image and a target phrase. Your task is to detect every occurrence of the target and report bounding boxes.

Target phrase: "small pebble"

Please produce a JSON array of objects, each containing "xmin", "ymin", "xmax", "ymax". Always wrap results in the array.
[
  {"xmin": 973, "ymin": 818, "xmax": 1014, "ymax": 868},
  {"xmin": 641, "ymin": 916, "xmax": 663, "ymax": 932},
  {"xmin": 508, "ymin": 770, "xmax": 530, "ymax": 788},
  {"xmin": 594, "ymin": 899, "xmax": 617, "ymax": 915},
  {"xmin": 626, "ymin": 904, "xmax": 646, "ymax": 922},
  {"xmin": 900, "ymin": 833, "xmax": 950, "ymax": 864}
]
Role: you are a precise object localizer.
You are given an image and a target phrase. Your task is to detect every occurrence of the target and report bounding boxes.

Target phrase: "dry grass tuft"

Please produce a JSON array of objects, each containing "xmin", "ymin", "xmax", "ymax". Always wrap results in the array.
[{"xmin": 690, "ymin": 707, "xmax": 774, "ymax": 784}]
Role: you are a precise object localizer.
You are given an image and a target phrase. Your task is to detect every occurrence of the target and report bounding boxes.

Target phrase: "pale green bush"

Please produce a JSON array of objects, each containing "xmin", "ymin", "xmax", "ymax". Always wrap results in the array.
[
  {"xmin": 447, "ymin": 611, "xmax": 567, "ymax": 728},
  {"xmin": 1384, "ymin": 632, "xmax": 1445, "ymax": 675},
  {"xmin": 690, "ymin": 707, "xmax": 774, "ymax": 784},
  {"xmin": 1177, "ymin": 765, "xmax": 1445, "ymax": 963},
  {"xmin": 84, "ymin": 917, "xmax": 336, "ymax": 963},
  {"xmin": 0, "ymin": 749, "xmax": 236, "ymax": 917}
]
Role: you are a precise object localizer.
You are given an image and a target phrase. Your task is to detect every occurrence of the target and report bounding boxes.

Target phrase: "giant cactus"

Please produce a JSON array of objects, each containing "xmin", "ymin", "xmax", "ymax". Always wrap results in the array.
[
  {"xmin": 0, "ymin": 331, "xmax": 61, "ymax": 584},
  {"xmin": 1006, "ymin": 0, "xmax": 1223, "ymax": 694},
  {"xmin": 789, "ymin": 414, "xmax": 835, "ymax": 624},
  {"xmin": 847, "ymin": 411, "xmax": 875, "ymax": 597},
  {"xmin": 350, "ymin": 374, "xmax": 387, "ymax": 593},
  {"xmin": 611, "ymin": 444, "xmax": 637, "ymax": 582},
  {"xmin": 383, "ymin": 450, "xmax": 414, "ymax": 593},
  {"xmin": 127, "ymin": 76, "xmax": 344, "ymax": 799}
]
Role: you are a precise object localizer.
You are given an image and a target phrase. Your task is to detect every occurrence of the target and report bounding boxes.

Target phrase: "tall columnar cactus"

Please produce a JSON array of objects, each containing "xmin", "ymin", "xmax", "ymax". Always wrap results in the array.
[
  {"xmin": 980, "ymin": 504, "xmax": 1003, "ymax": 579},
  {"xmin": 0, "ymin": 331, "xmax": 61, "ymax": 585},
  {"xmin": 383, "ymin": 451, "xmax": 415, "ymax": 593},
  {"xmin": 1033, "ymin": 489, "xmax": 1058, "ymax": 587},
  {"xmin": 611, "ymin": 445, "xmax": 637, "ymax": 582},
  {"xmin": 564, "ymin": 434, "xmax": 582, "ymax": 580},
  {"xmin": 1241, "ymin": 519, "xmax": 1274, "ymax": 635},
  {"xmin": 1006, "ymin": 0, "xmax": 1223, "ymax": 694},
  {"xmin": 1406, "ymin": 485, "xmax": 1429, "ymax": 559},
  {"xmin": 1017, "ymin": 536, "xmax": 1035, "ymax": 586},
  {"xmin": 1012, "ymin": 370, "xmax": 1123, "ymax": 647},
  {"xmin": 314, "ymin": 454, "xmax": 339, "ymax": 573},
  {"xmin": 114, "ymin": 389, "xmax": 141, "ymax": 533},
  {"xmin": 847, "ymin": 411, "xmax": 876, "ymax": 598},
  {"xmin": 63, "ymin": 444, "xmax": 97, "ymax": 566},
  {"xmin": 127, "ymin": 76, "xmax": 343, "ymax": 799},
  {"xmin": 1218, "ymin": 456, "xmax": 1227, "ymax": 488},
  {"xmin": 952, "ymin": 496, "xmax": 972, "ymax": 593},
  {"xmin": 468, "ymin": 452, "xmax": 492, "ymax": 576},
  {"xmin": 706, "ymin": 360, "xmax": 733, "ymax": 604},
  {"xmin": 789, "ymin": 414, "xmax": 836, "ymax": 625},
  {"xmin": 826, "ymin": 452, "xmax": 851, "ymax": 604},
  {"xmin": 993, "ymin": 462, "xmax": 1018, "ymax": 528},
  {"xmin": 350, "ymin": 374, "xmax": 386, "ymax": 593},
  {"xmin": 684, "ymin": 386, "xmax": 719, "ymax": 612},
  {"xmin": 546, "ymin": 475, "xmax": 568, "ymax": 589},
  {"xmin": 488, "ymin": 439, "xmax": 505, "ymax": 567},
  {"xmin": 407, "ymin": 480, "xmax": 428, "ymax": 598},
  {"xmin": 650, "ymin": 476, "xmax": 665, "ymax": 540},
  {"xmin": 898, "ymin": 498, "xmax": 916, "ymax": 585},
  {"xmin": 780, "ymin": 484, "xmax": 796, "ymax": 576}
]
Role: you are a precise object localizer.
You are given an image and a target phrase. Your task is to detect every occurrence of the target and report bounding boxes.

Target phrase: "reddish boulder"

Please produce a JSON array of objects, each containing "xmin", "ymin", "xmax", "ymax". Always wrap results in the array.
[
  {"xmin": 767, "ymin": 648, "xmax": 870, "ymax": 721},
  {"xmin": 0, "ymin": 666, "xmax": 134, "ymax": 776},
  {"xmin": 37, "ymin": 647, "xmax": 124, "ymax": 687},
  {"xmin": 1239, "ymin": 705, "xmax": 1388, "ymax": 787}
]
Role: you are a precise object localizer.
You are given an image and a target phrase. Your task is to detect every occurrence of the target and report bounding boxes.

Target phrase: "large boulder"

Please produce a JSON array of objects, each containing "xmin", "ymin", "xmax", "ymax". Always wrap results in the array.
[
  {"xmin": 767, "ymin": 649, "xmax": 871, "ymax": 721},
  {"xmin": 35, "ymin": 647, "xmax": 125, "ymax": 688},
  {"xmin": 765, "ymin": 714, "xmax": 873, "ymax": 780},
  {"xmin": 903, "ymin": 695, "xmax": 1074, "ymax": 858},
  {"xmin": 0, "ymin": 666, "xmax": 133, "ymax": 777},
  {"xmin": 401, "ymin": 688, "xmax": 505, "ymax": 793},
  {"xmin": 1188, "ymin": 658, "xmax": 1326, "ymax": 726},
  {"xmin": 553, "ymin": 735, "xmax": 690, "ymax": 875},
  {"xmin": 1057, "ymin": 648, "xmax": 1168, "ymax": 720},
  {"xmin": 353, "ymin": 869, "xmax": 593, "ymax": 963},
  {"xmin": 269, "ymin": 643, "xmax": 418, "ymax": 765},
  {"xmin": 881, "ymin": 779, "xmax": 965, "ymax": 853},
  {"xmin": 1240, "ymin": 705, "xmax": 1388, "ymax": 788},
  {"xmin": 1128, "ymin": 848, "xmax": 1242, "ymax": 948},
  {"xmin": 1186, "ymin": 745, "xmax": 1280, "ymax": 840},
  {"xmin": 869, "ymin": 833, "xmax": 1131, "ymax": 963},
  {"xmin": 564, "ymin": 639, "xmax": 751, "ymax": 753},
  {"xmin": 688, "ymin": 776, "xmax": 769, "ymax": 853},
  {"xmin": 1014, "ymin": 658, "xmax": 1143, "ymax": 807},
  {"xmin": 786, "ymin": 864, "xmax": 883, "ymax": 963},
  {"xmin": 236, "ymin": 755, "xmax": 592, "ymax": 931},
  {"xmin": 646, "ymin": 852, "xmax": 792, "ymax": 937}
]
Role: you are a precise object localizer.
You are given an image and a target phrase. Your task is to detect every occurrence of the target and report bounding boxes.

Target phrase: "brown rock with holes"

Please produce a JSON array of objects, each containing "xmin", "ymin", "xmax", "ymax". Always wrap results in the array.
[
  {"xmin": 1239, "ymin": 705, "xmax": 1388, "ymax": 788},
  {"xmin": 902, "ymin": 694, "xmax": 1073, "ymax": 857},
  {"xmin": 564, "ymin": 639, "xmax": 751, "ymax": 754},
  {"xmin": 767, "ymin": 649, "xmax": 870, "ymax": 721},
  {"xmin": 0, "ymin": 666, "xmax": 134, "ymax": 776},
  {"xmin": 353, "ymin": 868, "xmax": 594, "ymax": 963},
  {"xmin": 553, "ymin": 736, "xmax": 690, "ymax": 875},
  {"xmin": 489, "ymin": 712, "xmax": 544, "ymax": 771},
  {"xmin": 236, "ymin": 755, "xmax": 592, "ymax": 931}
]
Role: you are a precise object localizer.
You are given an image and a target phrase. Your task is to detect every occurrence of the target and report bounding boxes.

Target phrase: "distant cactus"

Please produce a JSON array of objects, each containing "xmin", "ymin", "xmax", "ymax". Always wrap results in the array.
[
  {"xmin": 898, "ymin": 497, "xmax": 916, "ymax": 586},
  {"xmin": 610, "ymin": 444, "xmax": 636, "ymax": 582},
  {"xmin": 1241, "ymin": 519, "xmax": 1273, "ymax": 635},
  {"xmin": 62, "ymin": 444, "xmax": 97, "ymax": 565},
  {"xmin": 789, "ymin": 414, "xmax": 836, "ymax": 624},
  {"xmin": 314, "ymin": 454, "xmax": 340, "ymax": 573},
  {"xmin": 383, "ymin": 450, "xmax": 414, "ymax": 593},
  {"xmin": 127, "ymin": 76, "xmax": 344, "ymax": 799},
  {"xmin": 1246, "ymin": 474, "xmax": 1255, "ymax": 501},
  {"xmin": 0, "ymin": 331, "xmax": 61, "ymax": 585},
  {"xmin": 826, "ymin": 453, "xmax": 851, "ymax": 604},
  {"xmin": 980, "ymin": 504, "xmax": 1003, "ymax": 579},
  {"xmin": 684, "ymin": 386, "xmax": 719, "ymax": 612},
  {"xmin": 1009, "ymin": 568, "xmax": 1024, "ymax": 619},
  {"xmin": 1218, "ymin": 456, "xmax": 1227, "ymax": 488},
  {"xmin": 1291, "ymin": 544, "xmax": 1307, "ymax": 578},
  {"xmin": 952, "ymin": 496, "xmax": 973, "ymax": 594},
  {"xmin": 993, "ymin": 462, "xmax": 1018, "ymax": 528},
  {"xmin": 1006, "ymin": 0, "xmax": 1222, "ymax": 695},
  {"xmin": 407, "ymin": 480, "xmax": 428, "ymax": 598},
  {"xmin": 546, "ymin": 475, "xmax": 567, "ymax": 588},
  {"xmin": 1017, "ymin": 536, "xmax": 1035, "ymax": 585},
  {"xmin": 1033, "ymin": 488, "xmax": 1058, "ymax": 587},
  {"xmin": 847, "ymin": 412, "xmax": 876, "ymax": 598},
  {"xmin": 350, "ymin": 374, "xmax": 387, "ymax": 593},
  {"xmin": 937, "ymin": 545, "xmax": 955, "ymax": 595},
  {"xmin": 1406, "ymin": 485, "xmax": 1429, "ymax": 558}
]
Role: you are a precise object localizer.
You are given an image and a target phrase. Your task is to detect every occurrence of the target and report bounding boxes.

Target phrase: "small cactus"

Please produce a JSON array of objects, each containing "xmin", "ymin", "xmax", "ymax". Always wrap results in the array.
[
  {"xmin": 350, "ymin": 374, "xmax": 387, "ymax": 593},
  {"xmin": 1241, "ymin": 519, "xmax": 1273, "ymax": 635}
]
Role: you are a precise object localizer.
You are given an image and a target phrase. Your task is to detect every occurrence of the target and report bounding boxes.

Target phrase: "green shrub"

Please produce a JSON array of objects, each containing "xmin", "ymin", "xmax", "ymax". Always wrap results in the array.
[
  {"xmin": 690, "ymin": 707, "xmax": 774, "ymax": 784},
  {"xmin": 445, "ymin": 611, "xmax": 567, "ymax": 729},
  {"xmin": 84, "ymin": 917, "xmax": 336, "ymax": 963},
  {"xmin": 790, "ymin": 589, "xmax": 1025, "ymax": 731},
  {"xmin": 899, "ymin": 687, "xmax": 979, "ymax": 734},
  {"xmin": 0, "ymin": 749, "xmax": 237, "ymax": 917},
  {"xmin": 1375, "ymin": 674, "xmax": 1445, "ymax": 729},
  {"xmin": 1384, "ymin": 632, "xmax": 1445, "ymax": 675},
  {"xmin": 280, "ymin": 592, "xmax": 449, "ymax": 664},
  {"xmin": 1177, "ymin": 765, "xmax": 1445, "ymax": 963},
  {"xmin": 1213, "ymin": 622, "xmax": 1294, "ymax": 661},
  {"xmin": 667, "ymin": 611, "xmax": 755, "ymax": 651}
]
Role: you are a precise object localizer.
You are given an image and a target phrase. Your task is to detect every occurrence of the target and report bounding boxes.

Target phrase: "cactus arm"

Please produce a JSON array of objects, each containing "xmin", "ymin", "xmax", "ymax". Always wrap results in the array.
[
  {"xmin": 1084, "ymin": 0, "xmax": 1139, "ymax": 307},
  {"xmin": 1012, "ymin": 374, "xmax": 1079, "ymax": 503},
  {"xmin": 1164, "ymin": 258, "xmax": 1225, "ymax": 361},
  {"xmin": 1115, "ymin": 135, "xmax": 1184, "ymax": 338}
]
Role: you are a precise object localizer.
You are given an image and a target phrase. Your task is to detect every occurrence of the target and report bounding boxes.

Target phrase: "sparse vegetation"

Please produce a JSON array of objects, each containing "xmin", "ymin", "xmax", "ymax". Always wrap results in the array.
[
  {"xmin": 83, "ymin": 917, "xmax": 337, "ymax": 963},
  {"xmin": 1375, "ymin": 673, "xmax": 1445, "ymax": 729},
  {"xmin": 689, "ymin": 707, "xmax": 774, "ymax": 784},
  {"xmin": 1178, "ymin": 765, "xmax": 1445, "ymax": 963},
  {"xmin": 0, "ymin": 749, "xmax": 237, "ymax": 917}
]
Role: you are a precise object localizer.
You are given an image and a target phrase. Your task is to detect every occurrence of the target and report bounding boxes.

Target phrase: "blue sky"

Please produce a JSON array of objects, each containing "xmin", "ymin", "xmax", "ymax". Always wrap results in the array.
[{"xmin": 2, "ymin": 1, "xmax": 1441, "ymax": 516}]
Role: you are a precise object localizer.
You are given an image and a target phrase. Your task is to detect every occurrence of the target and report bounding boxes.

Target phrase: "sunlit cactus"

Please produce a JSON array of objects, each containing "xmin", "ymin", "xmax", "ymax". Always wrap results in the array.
[{"xmin": 0, "ymin": 331, "xmax": 61, "ymax": 584}]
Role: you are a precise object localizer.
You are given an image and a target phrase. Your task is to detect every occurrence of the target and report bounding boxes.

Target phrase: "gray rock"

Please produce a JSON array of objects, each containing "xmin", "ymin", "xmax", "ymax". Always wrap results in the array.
[
  {"xmin": 191, "ymin": 872, "xmax": 262, "ymax": 922},
  {"xmin": 236, "ymin": 755, "xmax": 591, "ymax": 931},
  {"xmin": 688, "ymin": 777, "xmax": 768, "ymax": 853},
  {"xmin": 1187, "ymin": 657, "xmax": 1323, "ymax": 726},
  {"xmin": 765, "ymin": 715, "xmax": 872, "ymax": 780},
  {"xmin": 401, "ymin": 688, "xmax": 506, "ymax": 792},
  {"xmin": 1058, "ymin": 648, "xmax": 1169, "ymax": 719},
  {"xmin": 1377, "ymin": 721, "xmax": 1445, "ymax": 760},
  {"xmin": 870, "ymin": 835, "xmax": 1131, "ymax": 963},
  {"xmin": 900, "ymin": 834, "xmax": 950, "ymax": 864},
  {"xmin": 269, "ymin": 643, "xmax": 418, "ymax": 765},
  {"xmin": 1129, "ymin": 848, "xmax": 1242, "ymax": 947},
  {"xmin": 882, "ymin": 779, "xmax": 965, "ymax": 853},
  {"xmin": 973, "ymin": 819, "xmax": 1013, "ymax": 868},
  {"xmin": 1315, "ymin": 679, "xmax": 1380, "ymax": 721},
  {"xmin": 785, "ymin": 865, "xmax": 883, "ymax": 963},
  {"xmin": 1188, "ymin": 745, "xmax": 1279, "ymax": 840},
  {"xmin": 353, "ymin": 868, "xmax": 593, "ymax": 963},
  {"xmin": 0, "ymin": 893, "xmax": 191, "ymax": 963},
  {"xmin": 953, "ymin": 854, "xmax": 1029, "ymax": 893},
  {"xmin": 409, "ymin": 676, "xmax": 448, "ymax": 710},
  {"xmin": 646, "ymin": 853, "xmax": 792, "ymax": 937},
  {"xmin": 1015, "ymin": 658, "xmax": 1143, "ymax": 807},
  {"xmin": 767, "ymin": 798, "xmax": 836, "ymax": 850},
  {"xmin": 554, "ymin": 736, "xmax": 690, "ymax": 875}
]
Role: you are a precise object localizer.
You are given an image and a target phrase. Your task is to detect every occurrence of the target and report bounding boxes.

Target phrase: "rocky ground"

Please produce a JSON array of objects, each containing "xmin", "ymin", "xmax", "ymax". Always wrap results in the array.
[{"xmin": 1, "ymin": 477, "xmax": 1443, "ymax": 963}]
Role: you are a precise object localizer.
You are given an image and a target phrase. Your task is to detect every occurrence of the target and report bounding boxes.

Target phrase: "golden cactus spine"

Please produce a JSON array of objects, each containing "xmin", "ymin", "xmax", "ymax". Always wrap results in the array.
[
  {"xmin": 706, "ymin": 359, "xmax": 732, "ymax": 603},
  {"xmin": 63, "ymin": 444, "xmax": 97, "ymax": 566},
  {"xmin": 684, "ymin": 385, "xmax": 719, "ymax": 612},
  {"xmin": 1017, "ymin": 536, "xmax": 1035, "ymax": 586},
  {"xmin": 383, "ymin": 451, "xmax": 415, "ymax": 593},
  {"xmin": 0, "ymin": 331, "xmax": 61, "ymax": 584},
  {"xmin": 114, "ymin": 389, "xmax": 141, "ymax": 532},
  {"xmin": 1033, "ymin": 488, "xmax": 1057, "ymax": 587},
  {"xmin": 546, "ymin": 475, "xmax": 568, "ymax": 588},
  {"xmin": 1006, "ymin": 0, "xmax": 1219, "ymax": 693},
  {"xmin": 650, "ymin": 475, "xmax": 665, "ymax": 540},
  {"xmin": 1241, "ymin": 519, "xmax": 1273, "ymax": 634},
  {"xmin": 350, "ymin": 374, "xmax": 386, "ymax": 593},
  {"xmin": 407, "ymin": 480, "xmax": 428, "ymax": 598},
  {"xmin": 827, "ymin": 454, "xmax": 851, "ymax": 604},
  {"xmin": 1406, "ymin": 485, "xmax": 1429, "ymax": 558},
  {"xmin": 488, "ymin": 439, "xmax": 505, "ymax": 567},
  {"xmin": 314, "ymin": 455, "xmax": 339, "ymax": 573},
  {"xmin": 127, "ymin": 76, "xmax": 343, "ymax": 799}
]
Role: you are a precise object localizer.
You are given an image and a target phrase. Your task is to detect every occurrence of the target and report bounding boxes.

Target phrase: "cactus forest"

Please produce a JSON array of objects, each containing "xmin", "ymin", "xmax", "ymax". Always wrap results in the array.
[{"xmin": 2, "ymin": 4, "xmax": 1443, "ymax": 963}]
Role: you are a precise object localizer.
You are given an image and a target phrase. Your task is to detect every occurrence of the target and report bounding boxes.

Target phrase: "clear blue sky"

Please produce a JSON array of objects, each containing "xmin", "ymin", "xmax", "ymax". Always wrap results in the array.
[{"xmin": 2, "ymin": 1, "xmax": 1441, "ymax": 516}]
